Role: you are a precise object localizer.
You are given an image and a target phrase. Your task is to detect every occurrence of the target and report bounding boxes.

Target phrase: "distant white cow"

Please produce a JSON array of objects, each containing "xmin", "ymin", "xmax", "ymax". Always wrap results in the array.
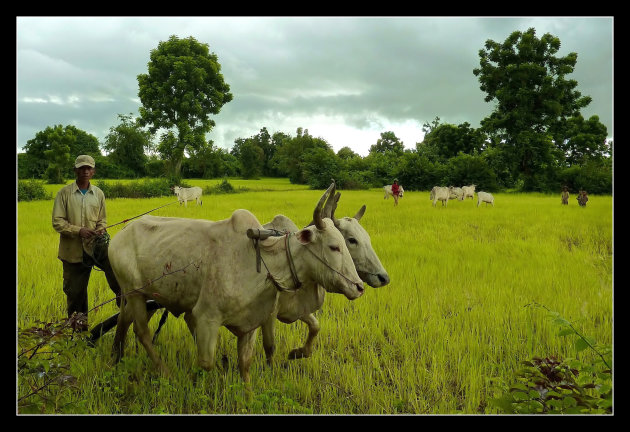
[
  {"xmin": 383, "ymin": 185, "xmax": 404, "ymax": 199},
  {"xmin": 430, "ymin": 186, "xmax": 450, "ymax": 207},
  {"xmin": 173, "ymin": 186, "xmax": 203, "ymax": 207},
  {"xmin": 449, "ymin": 187, "xmax": 464, "ymax": 201},
  {"xmin": 477, "ymin": 191, "xmax": 495, "ymax": 207},
  {"xmin": 462, "ymin": 185, "xmax": 476, "ymax": 200}
]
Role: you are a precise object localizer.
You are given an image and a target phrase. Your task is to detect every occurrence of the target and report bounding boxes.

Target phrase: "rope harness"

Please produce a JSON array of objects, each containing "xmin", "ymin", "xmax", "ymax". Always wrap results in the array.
[{"xmin": 248, "ymin": 228, "xmax": 360, "ymax": 293}]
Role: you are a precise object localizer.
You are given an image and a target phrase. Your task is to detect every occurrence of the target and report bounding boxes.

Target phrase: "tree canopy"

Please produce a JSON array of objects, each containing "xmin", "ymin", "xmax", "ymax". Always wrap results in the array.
[
  {"xmin": 137, "ymin": 35, "xmax": 233, "ymax": 180},
  {"xmin": 473, "ymin": 27, "xmax": 595, "ymax": 190}
]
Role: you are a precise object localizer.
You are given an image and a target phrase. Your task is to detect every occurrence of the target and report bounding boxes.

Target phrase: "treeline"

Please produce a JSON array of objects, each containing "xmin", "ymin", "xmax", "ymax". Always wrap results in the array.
[{"xmin": 18, "ymin": 119, "xmax": 612, "ymax": 194}]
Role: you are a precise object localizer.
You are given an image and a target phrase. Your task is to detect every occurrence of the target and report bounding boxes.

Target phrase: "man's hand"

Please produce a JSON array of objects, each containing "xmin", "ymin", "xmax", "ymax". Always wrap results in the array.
[{"xmin": 79, "ymin": 227, "xmax": 100, "ymax": 239}]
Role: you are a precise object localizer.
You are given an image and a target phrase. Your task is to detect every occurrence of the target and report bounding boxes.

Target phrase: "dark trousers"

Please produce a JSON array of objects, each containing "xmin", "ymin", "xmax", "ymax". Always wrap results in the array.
[{"xmin": 61, "ymin": 251, "xmax": 121, "ymax": 322}]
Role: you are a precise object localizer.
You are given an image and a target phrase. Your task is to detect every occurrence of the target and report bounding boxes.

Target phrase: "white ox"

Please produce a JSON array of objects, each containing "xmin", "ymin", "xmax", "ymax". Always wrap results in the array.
[
  {"xmin": 477, "ymin": 191, "xmax": 495, "ymax": 207},
  {"xmin": 383, "ymin": 184, "xmax": 404, "ymax": 199},
  {"xmin": 108, "ymin": 185, "xmax": 363, "ymax": 386},
  {"xmin": 260, "ymin": 188, "xmax": 389, "ymax": 362},
  {"xmin": 449, "ymin": 186, "xmax": 464, "ymax": 201},
  {"xmin": 430, "ymin": 186, "xmax": 450, "ymax": 207},
  {"xmin": 462, "ymin": 185, "xmax": 476, "ymax": 200},
  {"xmin": 173, "ymin": 186, "xmax": 203, "ymax": 207}
]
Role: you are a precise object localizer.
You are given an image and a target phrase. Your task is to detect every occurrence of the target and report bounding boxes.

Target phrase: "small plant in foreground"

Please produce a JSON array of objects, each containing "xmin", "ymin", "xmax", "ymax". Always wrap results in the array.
[
  {"xmin": 490, "ymin": 303, "xmax": 612, "ymax": 414},
  {"xmin": 17, "ymin": 314, "xmax": 91, "ymax": 413}
]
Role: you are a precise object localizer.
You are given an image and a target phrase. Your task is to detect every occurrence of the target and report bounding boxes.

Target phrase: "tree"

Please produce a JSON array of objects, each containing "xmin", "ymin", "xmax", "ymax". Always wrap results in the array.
[
  {"xmin": 22, "ymin": 125, "xmax": 101, "ymax": 179},
  {"xmin": 232, "ymin": 138, "xmax": 264, "ymax": 179},
  {"xmin": 337, "ymin": 146, "xmax": 360, "ymax": 160},
  {"xmin": 557, "ymin": 114, "xmax": 609, "ymax": 166},
  {"xmin": 44, "ymin": 127, "xmax": 73, "ymax": 184},
  {"xmin": 422, "ymin": 116, "xmax": 441, "ymax": 135},
  {"xmin": 271, "ymin": 128, "xmax": 331, "ymax": 184},
  {"xmin": 420, "ymin": 122, "xmax": 486, "ymax": 162},
  {"xmin": 302, "ymin": 146, "xmax": 343, "ymax": 189},
  {"xmin": 137, "ymin": 35, "xmax": 233, "ymax": 180},
  {"xmin": 102, "ymin": 113, "xmax": 153, "ymax": 177},
  {"xmin": 369, "ymin": 131, "xmax": 405, "ymax": 155},
  {"xmin": 473, "ymin": 27, "xmax": 592, "ymax": 190}
]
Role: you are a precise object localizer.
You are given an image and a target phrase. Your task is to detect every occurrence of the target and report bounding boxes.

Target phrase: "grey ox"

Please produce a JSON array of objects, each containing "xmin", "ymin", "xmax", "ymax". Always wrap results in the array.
[
  {"xmin": 260, "ymin": 186, "xmax": 389, "ymax": 363},
  {"xmin": 108, "ymin": 184, "xmax": 363, "ymax": 386}
]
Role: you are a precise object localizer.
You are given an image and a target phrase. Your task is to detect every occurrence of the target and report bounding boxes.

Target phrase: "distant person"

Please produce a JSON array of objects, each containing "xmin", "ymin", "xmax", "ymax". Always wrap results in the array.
[
  {"xmin": 577, "ymin": 190, "xmax": 589, "ymax": 207},
  {"xmin": 391, "ymin": 179, "xmax": 401, "ymax": 206},
  {"xmin": 52, "ymin": 155, "xmax": 121, "ymax": 331},
  {"xmin": 561, "ymin": 186, "xmax": 570, "ymax": 205}
]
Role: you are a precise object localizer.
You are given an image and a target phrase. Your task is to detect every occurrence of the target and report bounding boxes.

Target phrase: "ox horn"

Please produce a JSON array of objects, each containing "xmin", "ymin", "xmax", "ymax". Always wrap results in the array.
[
  {"xmin": 314, "ymin": 182, "xmax": 335, "ymax": 230},
  {"xmin": 329, "ymin": 192, "xmax": 341, "ymax": 227},
  {"xmin": 354, "ymin": 204, "xmax": 366, "ymax": 221}
]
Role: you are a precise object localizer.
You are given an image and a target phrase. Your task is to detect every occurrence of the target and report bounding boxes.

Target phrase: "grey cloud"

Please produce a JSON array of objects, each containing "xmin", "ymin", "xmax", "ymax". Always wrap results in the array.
[{"xmin": 17, "ymin": 16, "xmax": 613, "ymax": 155}]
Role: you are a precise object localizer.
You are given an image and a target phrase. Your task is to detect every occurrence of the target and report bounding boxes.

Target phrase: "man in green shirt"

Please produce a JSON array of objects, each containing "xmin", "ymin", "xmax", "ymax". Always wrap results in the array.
[{"xmin": 52, "ymin": 155, "xmax": 121, "ymax": 331}]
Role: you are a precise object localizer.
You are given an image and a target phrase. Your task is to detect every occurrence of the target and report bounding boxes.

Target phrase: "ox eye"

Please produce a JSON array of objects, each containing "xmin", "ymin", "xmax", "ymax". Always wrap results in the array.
[
  {"xmin": 329, "ymin": 245, "xmax": 341, "ymax": 252},
  {"xmin": 348, "ymin": 238, "xmax": 358, "ymax": 245}
]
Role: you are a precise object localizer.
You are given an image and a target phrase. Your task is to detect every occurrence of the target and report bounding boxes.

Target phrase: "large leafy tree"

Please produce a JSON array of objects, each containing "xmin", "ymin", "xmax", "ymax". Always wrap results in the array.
[
  {"xmin": 102, "ymin": 113, "xmax": 153, "ymax": 177},
  {"xmin": 557, "ymin": 114, "xmax": 609, "ymax": 166},
  {"xmin": 137, "ymin": 35, "xmax": 233, "ymax": 179},
  {"xmin": 473, "ymin": 27, "xmax": 592, "ymax": 190},
  {"xmin": 22, "ymin": 125, "xmax": 101, "ymax": 179},
  {"xmin": 369, "ymin": 131, "xmax": 405, "ymax": 156},
  {"xmin": 420, "ymin": 122, "xmax": 486, "ymax": 162}
]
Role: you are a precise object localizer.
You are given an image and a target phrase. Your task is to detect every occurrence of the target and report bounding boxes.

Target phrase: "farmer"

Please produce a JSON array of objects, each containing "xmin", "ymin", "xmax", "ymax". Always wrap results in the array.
[
  {"xmin": 52, "ymin": 155, "xmax": 121, "ymax": 331},
  {"xmin": 577, "ymin": 190, "xmax": 589, "ymax": 207},
  {"xmin": 391, "ymin": 179, "xmax": 401, "ymax": 206},
  {"xmin": 561, "ymin": 186, "xmax": 569, "ymax": 205}
]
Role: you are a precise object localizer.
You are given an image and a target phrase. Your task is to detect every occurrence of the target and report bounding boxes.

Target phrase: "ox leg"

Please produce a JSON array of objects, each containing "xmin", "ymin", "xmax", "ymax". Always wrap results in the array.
[
  {"xmin": 261, "ymin": 314, "xmax": 277, "ymax": 366},
  {"xmin": 112, "ymin": 299, "xmax": 132, "ymax": 364},
  {"xmin": 288, "ymin": 314, "xmax": 320, "ymax": 360},
  {"xmin": 193, "ymin": 316, "xmax": 221, "ymax": 372},
  {"xmin": 129, "ymin": 298, "xmax": 170, "ymax": 376},
  {"xmin": 237, "ymin": 329, "xmax": 258, "ymax": 391}
]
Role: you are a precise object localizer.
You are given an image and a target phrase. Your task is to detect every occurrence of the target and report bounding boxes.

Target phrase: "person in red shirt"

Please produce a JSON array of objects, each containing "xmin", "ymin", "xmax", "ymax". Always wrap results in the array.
[{"xmin": 391, "ymin": 179, "xmax": 401, "ymax": 206}]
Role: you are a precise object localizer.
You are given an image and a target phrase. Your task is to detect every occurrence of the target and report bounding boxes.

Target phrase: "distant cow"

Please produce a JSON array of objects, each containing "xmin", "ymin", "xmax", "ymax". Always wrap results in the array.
[
  {"xmin": 449, "ymin": 187, "xmax": 464, "ymax": 201},
  {"xmin": 261, "ymin": 186, "xmax": 389, "ymax": 362},
  {"xmin": 172, "ymin": 186, "xmax": 203, "ymax": 207},
  {"xmin": 462, "ymin": 185, "xmax": 476, "ymax": 200},
  {"xmin": 383, "ymin": 185, "xmax": 404, "ymax": 199},
  {"xmin": 108, "ymin": 184, "xmax": 363, "ymax": 386},
  {"xmin": 430, "ymin": 186, "xmax": 450, "ymax": 207},
  {"xmin": 477, "ymin": 191, "xmax": 495, "ymax": 207}
]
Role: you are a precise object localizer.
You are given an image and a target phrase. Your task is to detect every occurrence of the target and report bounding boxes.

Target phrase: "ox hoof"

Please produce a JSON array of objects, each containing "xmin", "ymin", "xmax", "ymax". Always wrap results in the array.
[{"xmin": 288, "ymin": 348, "xmax": 310, "ymax": 360}]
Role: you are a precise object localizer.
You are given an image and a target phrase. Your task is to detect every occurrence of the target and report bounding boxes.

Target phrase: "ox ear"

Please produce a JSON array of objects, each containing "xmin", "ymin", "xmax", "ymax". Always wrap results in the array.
[
  {"xmin": 354, "ymin": 205, "xmax": 366, "ymax": 221},
  {"xmin": 296, "ymin": 227, "xmax": 314, "ymax": 245}
]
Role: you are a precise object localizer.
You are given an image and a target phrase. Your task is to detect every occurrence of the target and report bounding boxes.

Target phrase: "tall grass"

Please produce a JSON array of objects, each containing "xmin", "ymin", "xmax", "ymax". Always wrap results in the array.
[{"xmin": 17, "ymin": 179, "xmax": 613, "ymax": 414}]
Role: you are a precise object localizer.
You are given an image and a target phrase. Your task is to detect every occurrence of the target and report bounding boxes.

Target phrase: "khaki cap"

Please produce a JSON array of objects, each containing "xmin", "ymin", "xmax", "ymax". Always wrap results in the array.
[{"xmin": 75, "ymin": 155, "xmax": 95, "ymax": 168}]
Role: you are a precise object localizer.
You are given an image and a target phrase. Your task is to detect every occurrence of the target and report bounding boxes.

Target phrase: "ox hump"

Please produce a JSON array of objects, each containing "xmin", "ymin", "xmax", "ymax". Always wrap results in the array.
[{"xmin": 229, "ymin": 209, "xmax": 263, "ymax": 232}]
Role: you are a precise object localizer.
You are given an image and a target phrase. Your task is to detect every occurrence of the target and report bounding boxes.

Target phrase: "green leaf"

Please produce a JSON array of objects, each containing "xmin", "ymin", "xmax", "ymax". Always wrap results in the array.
[
  {"xmin": 575, "ymin": 338, "xmax": 590, "ymax": 352},
  {"xmin": 563, "ymin": 396, "xmax": 578, "ymax": 408},
  {"xmin": 513, "ymin": 391, "xmax": 530, "ymax": 401},
  {"xmin": 529, "ymin": 390, "xmax": 541, "ymax": 399},
  {"xmin": 557, "ymin": 328, "xmax": 575, "ymax": 337}
]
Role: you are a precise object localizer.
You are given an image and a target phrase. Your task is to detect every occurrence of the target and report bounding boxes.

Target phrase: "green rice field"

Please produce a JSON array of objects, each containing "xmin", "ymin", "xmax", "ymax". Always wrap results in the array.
[{"xmin": 17, "ymin": 178, "xmax": 613, "ymax": 414}]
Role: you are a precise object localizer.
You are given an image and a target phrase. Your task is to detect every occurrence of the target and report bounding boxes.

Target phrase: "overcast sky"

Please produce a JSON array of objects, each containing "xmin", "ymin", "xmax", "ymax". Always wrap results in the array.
[{"xmin": 16, "ymin": 16, "xmax": 613, "ymax": 157}]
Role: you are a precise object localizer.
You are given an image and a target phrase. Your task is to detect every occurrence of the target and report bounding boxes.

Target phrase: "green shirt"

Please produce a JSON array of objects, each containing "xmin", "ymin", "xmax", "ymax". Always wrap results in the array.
[{"xmin": 52, "ymin": 181, "xmax": 107, "ymax": 263}]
